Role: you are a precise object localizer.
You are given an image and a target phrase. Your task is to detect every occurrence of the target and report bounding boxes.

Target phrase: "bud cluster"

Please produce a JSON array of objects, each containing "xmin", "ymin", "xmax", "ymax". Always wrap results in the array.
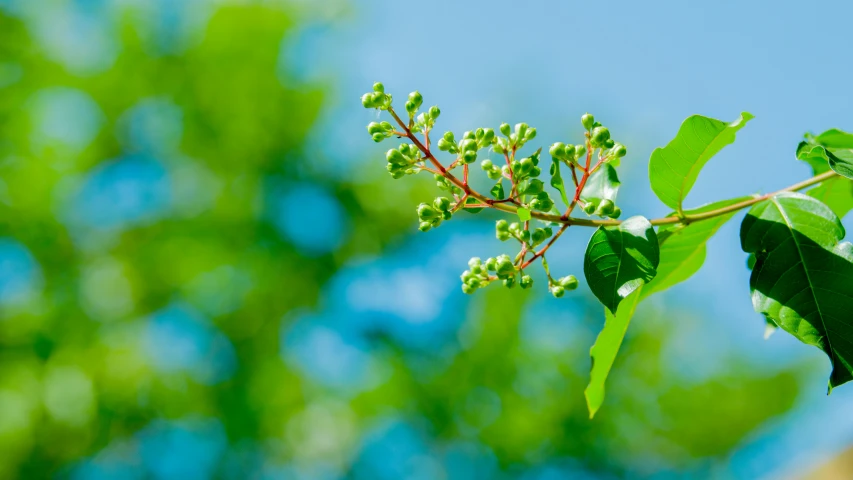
[
  {"xmin": 417, "ymin": 196, "xmax": 453, "ymax": 232},
  {"xmin": 361, "ymin": 82, "xmax": 391, "ymax": 110},
  {"xmin": 386, "ymin": 143, "xmax": 421, "ymax": 179},
  {"xmin": 367, "ymin": 121, "xmax": 395, "ymax": 143},
  {"xmin": 494, "ymin": 122, "xmax": 537, "ymax": 154},
  {"xmin": 582, "ymin": 198, "xmax": 622, "ymax": 219},
  {"xmin": 549, "ymin": 275, "xmax": 579, "ymax": 298}
]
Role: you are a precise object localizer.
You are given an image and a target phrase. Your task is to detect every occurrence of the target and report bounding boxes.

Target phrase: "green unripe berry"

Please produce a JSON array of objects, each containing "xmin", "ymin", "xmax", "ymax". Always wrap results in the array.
[
  {"xmin": 591, "ymin": 126, "xmax": 610, "ymax": 146},
  {"xmin": 373, "ymin": 82, "xmax": 385, "ymax": 93},
  {"xmin": 499, "ymin": 123, "xmax": 511, "ymax": 136},
  {"xmin": 613, "ymin": 143, "xmax": 627, "ymax": 158},
  {"xmin": 581, "ymin": 113, "xmax": 595, "ymax": 130},
  {"xmin": 583, "ymin": 202, "xmax": 597, "ymax": 215},
  {"xmin": 597, "ymin": 199, "xmax": 615, "ymax": 216},
  {"xmin": 520, "ymin": 275, "xmax": 533, "ymax": 289},
  {"xmin": 610, "ymin": 207, "xmax": 622, "ymax": 219},
  {"xmin": 372, "ymin": 133, "xmax": 384, "ymax": 143},
  {"xmin": 429, "ymin": 106, "xmax": 440, "ymax": 119},
  {"xmin": 558, "ymin": 275, "xmax": 579, "ymax": 290},
  {"xmin": 549, "ymin": 142, "xmax": 566, "ymax": 159},
  {"xmin": 550, "ymin": 285, "xmax": 565, "ymax": 298}
]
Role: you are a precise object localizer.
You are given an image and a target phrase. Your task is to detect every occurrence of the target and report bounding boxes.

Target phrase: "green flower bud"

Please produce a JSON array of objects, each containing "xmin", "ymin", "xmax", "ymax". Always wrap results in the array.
[
  {"xmin": 610, "ymin": 207, "xmax": 622, "ymax": 219},
  {"xmin": 463, "ymin": 150, "xmax": 477, "ymax": 164},
  {"xmin": 460, "ymin": 139, "xmax": 478, "ymax": 152},
  {"xmin": 419, "ymin": 221, "xmax": 432, "ymax": 232},
  {"xmin": 497, "ymin": 230, "xmax": 511, "ymax": 241},
  {"xmin": 380, "ymin": 121, "xmax": 393, "ymax": 131},
  {"xmin": 558, "ymin": 275, "xmax": 579, "ymax": 290},
  {"xmin": 501, "ymin": 165, "xmax": 511, "ymax": 177},
  {"xmin": 434, "ymin": 197, "xmax": 451, "ymax": 211},
  {"xmin": 372, "ymin": 133, "xmax": 385, "ymax": 143},
  {"xmin": 596, "ymin": 199, "xmax": 615, "ymax": 216},
  {"xmin": 496, "ymin": 255, "xmax": 515, "ymax": 278},
  {"xmin": 387, "ymin": 149, "xmax": 407, "ymax": 165},
  {"xmin": 515, "ymin": 123, "xmax": 529, "ymax": 139},
  {"xmin": 428, "ymin": 106, "xmax": 440, "ymax": 119},
  {"xmin": 485, "ymin": 257, "xmax": 497, "ymax": 271},
  {"xmin": 508, "ymin": 222, "xmax": 521, "ymax": 235},
  {"xmin": 603, "ymin": 138, "xmax": 615, "ymax": 149},
  {"xmin": 361, "ymin": 93, "xmax": 374, "ymax": 108},
  {"xmin": 531, "ymin": 228, "xmax": 547, "ymax": 245},
  {"xmin": 408, "ymin": 91, "xmax": 423, "ymax": 107},
  {"xmin": 613, "ymin": 143, "xmax": 627, "ymax": 158},
  {"xmin": 417, "ymin": 203, "xmax": 439, "ymax": 220},
  {"xmin": 467, "ymin": 277, "xmax": 482, "ymax": 288},
  {"xmin": 405, "ymin": 100, "xmax": 417, "ymax": 114},
  {"xmin": 591, "ymin": 126, "xmax": 610, "ymax": 146},
  {"xmin": 530, "ymin": 166, "xmax": 541, "ymax": 177},
  {"xmin": 575, "ymin": 144, "xmax": 587, "ymax": 159},
  {"xmin": 550, "ymin": 285, "xmax": 565, "ymax": 298},
  {"xmin": 520, "ymin": 275, "xmax": 533, "ymax": 289},
  {"xmin": 437, "ymin": 138, "xmax": 454, "ymax": 152},
  {"xmin": 468, "ymin": 257, "xmax": 482, "ymax": 269},
  {"xmin": 367, "ymin": 122, "xmax": 383, "ymax": 135},
  {"xmin": 462, "ymin": 283, "xmax": 475, "ymax": 294},
  {"xmin": 487, "ymin": 168, "xmax": 502, "ymax": 180},
  {"xmin": 564, "ymin": 144, "xmax": 576, "ymax": 159},
  {"xmin": 481, "ymin": 159, "xmax": 494, "ymax": 170},
  {"xmin": 499, "ymin": 123, "xmax": 511, "ymax": 136},
  {"xmin": 523, "ymin": 179, "xmax": 544, "ymax": 195},
  {"xmin": 373, "ymin": 82, "xmax": 385, "ymax": 93},
  {"xmin": 520, "ymin": 229, "xmax": 531, "ymax": 243},
  {"xmin": 581, "ymin": 113, "xmax": 595, "ymax": 130},
  {"xmin": 496, "ymin": 219, "xmax": 509, "ymax": 232},
  {"xmin": 583, "ymin": 201, "xmax": 597, "ymax": 215},
  {"xmin": 503, "ymin": 277, "xmax": 516, "ymax": 289},
  {"xmin": 524, "ymin": 127, "xmax": 537, "ymax": 141},
  {"xmin": 482, "ymin": 128, "xmax": 495, "ymax": 145},
  {"xmin": 462, "ymin": 130, "xmax": 476, "ymax": 140},
  {"xmin": 549, "ymin": 142, "xmax": 566, "ymax": 159}
]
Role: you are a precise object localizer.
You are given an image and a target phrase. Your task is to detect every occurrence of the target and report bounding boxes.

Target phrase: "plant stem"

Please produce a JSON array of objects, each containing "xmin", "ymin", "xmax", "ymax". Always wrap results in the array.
[{"xmin": 386, "ymin": 107, "xmax": 840, "ymax": 229}]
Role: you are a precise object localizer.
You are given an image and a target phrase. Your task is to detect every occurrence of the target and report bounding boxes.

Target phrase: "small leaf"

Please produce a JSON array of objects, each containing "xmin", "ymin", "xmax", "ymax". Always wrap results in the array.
[
  {"xmin": 517, "ymin": 207, "xmax": 531, "ymax": 222},
  {"xmin": 490, "ymin": 181, "xmax": 505, "ymax": 200},
  {"xmin": 549, "ymin": 158, "xmax": 571, "ymax": 208},
  {"xmin": 462, "ymin": 197, "xmax": 483, "ymax": 213},
  {"xmin": 816, "ymin": 128, "xmax": 853, "ymax": 148},
  {"xmin": 797, "ymin": 143, "xmax": 853, "ymax": 179},
  {"xmin": 580, "ymin": 164, "xmax": 620, "ymax": 205},
  {"xmin": 641, "ymin": 197, "xmax": 750, "ymax": 299},
  {"xmin": 649, "ymin": 113, "xmax": 753, "ymax": 210},
  {"xmin": 583, "ymin": 216, "xmax": 659, "ymax": 314},
  {"xmin": 585, "ymin": 288, "xmax": 641, "ymax": 419},
  {"xmin": 741, "ymin": 192, "xmax": 853, "ymax": 390},
  {"xmin": 798, "ymin": 136, "xmax": 853, "ymax": 219}
]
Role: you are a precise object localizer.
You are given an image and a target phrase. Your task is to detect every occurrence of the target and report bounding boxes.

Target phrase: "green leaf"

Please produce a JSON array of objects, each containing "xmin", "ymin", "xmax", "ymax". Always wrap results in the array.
[
  {"xmin": 583, "ymin": 216, "xmax": 660, "ymax": 314},
  {"xmin": 807, "ymin": 176, "xmax": 853, "ymax": 220},
  {"xmin": 585, "ymin": 287, "xmax": 641, "ymax": 419},
  {"xmin": 549, "ymin": 158, "xmax": 571, "ymax": 208},
  {"xmin": 740, "ymin": 192, "xmax": 853, "ymax": 390},
  {"xmin": 462, "ymin": 197, "xmax": 483, "ymax": 213},
  {"xmin": 816, "ymin": 128, "xmax": 853, "ymax": 148},
  {"xmin": 517, "ymin": 207, "xmax": 531, "ymax": 222},
  {"xmin": 641, "ymin": 197, "xmax": 750, "ymax": 299},
  {"xmin": 649, "ymin": 113, "xmax": 753, "ymax": 211},
  {"xmin": 797, "ymin": 143, "xmax": 853, "ymax": 179},
  {"xmin": 490, "ymin": 181, "xmax": 505, "ymax": 200},
  {"xmin": 580, "ymin": 163, "xmax": 620, "ymax": 204}
]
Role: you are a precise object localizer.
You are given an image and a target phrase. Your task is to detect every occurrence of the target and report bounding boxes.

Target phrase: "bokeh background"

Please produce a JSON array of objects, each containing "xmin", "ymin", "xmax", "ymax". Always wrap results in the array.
[{"xmin": 1, "ymin": 0, "xmax": 853, "ymax": 478}]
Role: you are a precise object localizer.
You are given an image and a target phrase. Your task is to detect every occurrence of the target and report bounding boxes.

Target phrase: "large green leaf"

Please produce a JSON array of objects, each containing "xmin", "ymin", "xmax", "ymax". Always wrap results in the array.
[
  {"xmin": 583, "ymin": 216, "xmax": 659, "ymax": 314},
  {"xmin": 740, "ymin": 192, "xmax": 853, "ymax": 390},
  {"xmin": 585, "ymin": 288, "xmax": 641, "ymax": 419},
  {"xmin": 649, "ymin": 113, "xmax": 753, "ymax": 211},
  {"xmin": 641, "ymin": 197, "xmax": 750, "ymax": 299},
  {"xmin": 580, "ymin": 163, "xmax": 620, "ymax": 204}
]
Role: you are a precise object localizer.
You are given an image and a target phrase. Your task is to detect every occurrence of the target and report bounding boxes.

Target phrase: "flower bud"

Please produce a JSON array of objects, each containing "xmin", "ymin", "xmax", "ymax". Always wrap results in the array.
[
  {"xmin": 487, "ymin": 168, "xmax": 502, "ymax": 180},
  {"xmin": 496, "ymin": 219, "xmax": 509, "ymax": 232},
  {"xmin": 437, "ymin": 138, "xmax": 453, "ymax": 151},
  {"xmin": 520, "ymin": 229, "xmax": 531, "ymax": 243},
  {"xmin": 462, "ymin": 283, "xmax": 475, "ymax": 294},
  {"xmin": 519, "ymin": 157, "xmax": 535, "ymax": 174},
  {"xmin": 499, "ymin": 123, "xmax": 511, "ymax": 136},
  {"xmin": 429, "ymin": 106, "xmax": 440, "ymax": 119},
  {"xmin": 367, "ymin": 122, "xmax": 383, "ymax": 135},
  {"xmin": 462, "ymin": 130, "xmax": 476, "ymax": 140},
  {"xmin": 550, "ymin": 285, "xmax": 565, "ymax": 298},
  {"xmin": 503, "ymin": 277, "xmax": 516, "ymax": 289},
  {"xmin": 549, "ymin": 142, "xmax": 566, "ymax": 159},
  {"xmin": 596, "ymin": 199, "xmax": 615, "ymax": 216},
  {"xmin": 603, "ymin": 139, "xmax": 615, "ymax": 149},
  {"xmin": 460, "ymin": 139, "xmax": 478, "ymax": 152},
  {"xmin": 468, "ymin": 257, "xmax": 482, "ymax": 269},
  {"xmin": 575, "ymin": 144, "xmax": 587, "ymax": 159},
  {"xmin": 405, "ymin": 100, "xmax": 417, "ymax": 114},
  {"xmin": 373, "ymin": 82, "xmax": 385, "ymax": 93},
  {"xmin": 515, "ymin": 123, "xmax": 529, "ymax": 139},
  {"xmin": 564, "ymin": 144, "xmax": 576, "ymax": 158},
  {"xmin": 463, "ymin": 150, "xmax": 477, "ymax": 164},
  {"xmin": 524, "ymin": 127, "xmax": 537, "ymax": 141},
  {"xmin": 613, "ymin": 143, "xmax": 627, "ymax": 158},
  {"xmin": 520, "ymin": 275, "xmax": 533, "ymax": 289},
  {"xmin": 361, "ymin": 93, "xmax": 374, "ymax": 108},
  {"xmin": 417, "ymin": 203, "xmax": 439, "ymax": 220},
  {"xmin": 591, "ymin": 126, "xmax": 610, "ymax": 146},
  {"xmin": 482, "ymin": 128, "xmax": 495, "ymax": 145},
  {"xmin": 434, "ymin": 197, "xmax": 451, "ymax": 211},
  {"xmin": 387, "ymin": 149, "xmax": 407, "ymax": 165},
  {"xmin": 610, "ymin": 207, "xmax": 622, "ymax": 219},
  {"xmin": 419, "ymin": 221, "xmax": 432, "ymax": 232},
  {"xmin": 523, "ymin": 179, "xmax": 544, "ymax": 195},
  {"xmin": 380, "ymin": 121, "xmax": 393, "ymax": 131},
  {"xmin": 485, "ymin": 257, "xmax": 497, "ymax": 271},
  {"xmin": 581, "ymin": 113, "xmax": 595, "ymax": 130},
  {"xmin": 558, "ymin": 275, "xmax": 579, "ymax": 290},
  {"xmin": 372, "ymin": 133, "xmax": 385, "ymax": 143},
  {"xmin": 583, "ymin": 201, "xmax": 597, "ymax": 215},
  {"xmin": 408, "ymin": 91, "xmax": 423, "ymax": 108},
  {"xmin": 531, "ymin": 229, "xmax": 546, "ymax": 245}
]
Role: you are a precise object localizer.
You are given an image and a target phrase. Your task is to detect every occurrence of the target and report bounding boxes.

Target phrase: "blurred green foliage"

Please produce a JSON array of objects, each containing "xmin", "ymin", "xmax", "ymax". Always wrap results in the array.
[{"xmin": 0, "ymin": 2, "xmax": 807, "ymax": 479}]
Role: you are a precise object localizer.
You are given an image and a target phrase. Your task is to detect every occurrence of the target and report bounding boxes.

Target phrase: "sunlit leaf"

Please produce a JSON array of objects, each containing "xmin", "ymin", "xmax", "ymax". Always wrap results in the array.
[
  {"xmin": 549, "ymin": 158, "xmax": 571, "ymax": 208},
  {"xmin": 649, "ymin": 113, "xmax": 753, "ymax": 210},
  {"xmin": 580, "ymin": 163, "xmax": 620, "ymax": 205}
]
